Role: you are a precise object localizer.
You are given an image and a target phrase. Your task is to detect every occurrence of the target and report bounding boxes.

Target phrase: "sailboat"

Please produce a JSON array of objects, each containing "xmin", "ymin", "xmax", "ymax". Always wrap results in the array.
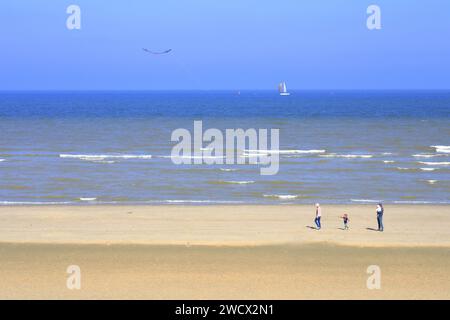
[{"xmin": 278, "ymin": 81, "xmax": 290, "ymax": 96}]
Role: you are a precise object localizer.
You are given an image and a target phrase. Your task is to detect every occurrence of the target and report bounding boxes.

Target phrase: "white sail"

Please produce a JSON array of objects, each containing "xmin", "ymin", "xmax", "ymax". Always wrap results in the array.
[
  {"xmin": 279, "ymin": 81, "xmax": 290, "ymax": 95},
  {"xmin": 278, "ymin": 82, "xmax": 284, "ymax": 92}
]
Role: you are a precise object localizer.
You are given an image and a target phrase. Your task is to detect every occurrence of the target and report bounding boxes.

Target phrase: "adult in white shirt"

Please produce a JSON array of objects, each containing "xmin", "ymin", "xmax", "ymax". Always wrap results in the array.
[
  {"xmin": 376, "ymin": 203, "xmax": 384, "ymax": 232},
  {"xmin": 314, "ymin": 203, "xmax": 322, "ymax": 230}
]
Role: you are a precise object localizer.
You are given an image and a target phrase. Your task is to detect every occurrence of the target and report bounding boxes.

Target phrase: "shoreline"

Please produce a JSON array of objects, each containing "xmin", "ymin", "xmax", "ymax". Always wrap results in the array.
[{"xmin": 1, "ymin": 202, "xmax": 449, "ymax": 206}]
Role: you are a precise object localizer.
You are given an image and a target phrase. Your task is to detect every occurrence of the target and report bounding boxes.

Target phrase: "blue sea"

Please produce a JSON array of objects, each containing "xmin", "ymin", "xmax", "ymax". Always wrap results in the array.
[{"xmin": 0, "ymin": 90, "xmax": 449, "ymax": 205}]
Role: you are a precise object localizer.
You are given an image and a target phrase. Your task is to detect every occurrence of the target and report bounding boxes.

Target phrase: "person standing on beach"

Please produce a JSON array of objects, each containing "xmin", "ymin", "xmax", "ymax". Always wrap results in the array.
[
  {"xmin": 314, "ymin": 203, "xmax": 322, "ymax": 230},
  {"xmin": 376, "ymin": 203, "xmax": 384, "ymax": 232},
  {"xmin": 341, "ymin": 213, "xmax": 349, "ymax": 230}
]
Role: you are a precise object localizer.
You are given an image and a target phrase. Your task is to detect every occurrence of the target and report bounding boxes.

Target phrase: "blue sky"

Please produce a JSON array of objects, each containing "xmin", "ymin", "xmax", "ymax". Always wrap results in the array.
[{"xmin": 1, "ymin": 0, "xmax": 450, "ymax": 90}]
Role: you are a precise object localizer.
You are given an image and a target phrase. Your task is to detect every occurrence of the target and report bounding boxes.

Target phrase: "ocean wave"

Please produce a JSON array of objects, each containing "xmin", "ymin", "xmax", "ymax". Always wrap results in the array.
[
  {"xmin": 425, "ymin": 180, "xmax": 438, "ymax": 185},
  {"xmin": 413, "ymin": 154, "xmax": 445, "ymax": 158},
  {"xmin": 220, "ymin": 168, "xmax": 238, "ymax": 172},
  {"xmin": 351, "ymin": 199, "xmax": 382, "ymax": 203},
  {"xmin": 0, "ymin": 201, "xmax": 72, "ymax": 205},
  {"xmin": 208, "ymin": 180, "xmax": 255, "ymax": 185},
  {"xmin": 148, "ymin": 200, "xmax": 243, "ymax": 204},
  {"xmin": 159, "ymin": 155, "xmax": 224, "ymax": 159},
  {"xmin": 320, "ymin": 153, "xmax": 373, "ymax": 158},
  {"xmin": 392, "ymin": 200, "xmax": 436, "ymax": 204},
  {"xmin": 352, "ymin": 199, "xmax": 450, "ymax": 205},
  {"xmin": 395, "ymin": 167, "xmax": 440, "ymax": 172},
  {"xmin": 431, "ymin": 145, "xmax": 450, "ymax": 153},
  {"xmin": 244, "ymin": 149, "xmax": 325, "ymax": 155},
  {"xmin": 223, "ymin": 180, "xmax": 255, "ymax": 184},
  {"xmin": 418, "ymin": 161, "xmax": 450, "ymax": 166},
  {"xmin": 79, "ymin": 197, "xmax": 97, "ymax": 201},
  {"xmin": 90, "ymin": 160, "xmax": 115, "ymax": 164},
  {"xmin": 383, "ymin": 160, "xmax": 395, "ymax": 163},
  {"xmin": 60, "ymin": 154, "xmax": 152, "ymax": 161},
  {"xmin": 263, "ymin": 194, "xmax": 299, "ymax": 200}
]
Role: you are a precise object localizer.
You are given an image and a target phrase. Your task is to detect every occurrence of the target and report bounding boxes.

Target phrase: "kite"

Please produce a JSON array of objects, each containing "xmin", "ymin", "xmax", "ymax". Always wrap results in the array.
[{"xmin": 142, "ymin": 48, "xmax": 172, "ymax": 55}]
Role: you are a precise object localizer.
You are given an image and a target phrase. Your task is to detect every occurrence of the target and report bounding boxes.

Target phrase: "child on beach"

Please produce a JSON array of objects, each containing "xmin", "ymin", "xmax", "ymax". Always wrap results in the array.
[{"xmin": 340, "ymin": 213, "xmax": 349, "ymax": 230}]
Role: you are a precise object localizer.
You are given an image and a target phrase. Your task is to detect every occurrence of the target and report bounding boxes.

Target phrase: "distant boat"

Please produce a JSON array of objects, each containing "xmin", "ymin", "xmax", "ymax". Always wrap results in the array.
[{"xmin": 278, "ymin": 81, "xmax": 290, "ymax": 96}]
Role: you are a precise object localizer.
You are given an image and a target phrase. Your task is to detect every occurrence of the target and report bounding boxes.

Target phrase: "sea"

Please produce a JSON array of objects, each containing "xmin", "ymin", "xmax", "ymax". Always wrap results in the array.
[{"xmin": 0, "ymin": 90, "xmax": 449, "ymax": 205}]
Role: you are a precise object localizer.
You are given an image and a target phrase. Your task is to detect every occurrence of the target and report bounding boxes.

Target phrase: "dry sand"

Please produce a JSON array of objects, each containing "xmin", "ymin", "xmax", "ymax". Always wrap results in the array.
[{"xmin": 0, "ymin": 205, "xmax": 449, "ymax": 299}]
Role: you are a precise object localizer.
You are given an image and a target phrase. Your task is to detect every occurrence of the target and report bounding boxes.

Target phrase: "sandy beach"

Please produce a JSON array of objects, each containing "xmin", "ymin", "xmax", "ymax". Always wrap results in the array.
[{"xmin": 0, "ymin": 205, "xmax": 449, "ymax": 299}]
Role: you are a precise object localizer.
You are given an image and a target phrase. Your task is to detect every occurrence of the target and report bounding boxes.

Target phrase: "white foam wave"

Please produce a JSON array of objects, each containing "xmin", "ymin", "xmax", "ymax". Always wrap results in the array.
[
  {"xmin": 426, "ymin": 180, "xmax": 437, "ymax": 185},
  {"xmin": 0, "ymin": 201, "xmax": 72, "ymax": 205},
  {"xmin": 220, "ymin": 168, "xmax": 237, "ymax": 172},
  {"xmin": 320, "ymin": 154, "xmax": 373, "ymax": 158},
  {"xmin": 244, "ymin": 149, "xmax": 325, "ymax": 155},
  {"xmin": 0, "ymin": 159, "xmax": 5, "ymax": 162},
  {"xmin": 431, "ymin": 145, "xmax": 450, "ymax": 153},
  {"xmin": 60, "ymin": 154, "xmax": 152, "ymax": 160},
  {"xmin": 383, "ymin": 160, "xmax": 395, "ymax": 163},
  {"xmin": 264, "ymin": 194, "xmax": 299, "ymax": 200},
  {"xmin": 418, "ymin": 161, "xmax": 450, "ymax": 166},
  {"xmin": 412, "ymin": 154, "xmax": 443, "ymax": 158},
  {"xmin": 224, "ymin": 181, "xmax": 255, "ymax": 184},
  {"xmin": 155, "ymin": 200, "xmax": 243, "ymax": 204},
  {"xmin": 393, "ymin": 200, "xmax": 450, "ymax": 204},
  {"xmin": 420, "ymin": 168, "xmax": 437, "ymax": 171},
  {"xmin": 338, "ymin": 154, "xmax": 373, "ymax": 158},
  {"xmin": 351, "ymin": 199, "xmax": 382, "ymax": 203},
  {"xmin": 79, "ymin": 197, "xmax": 97, "ymax": 201},
  {"xmin": 393, "ymin": 200, "xmax": 433, "ymax": 204}
]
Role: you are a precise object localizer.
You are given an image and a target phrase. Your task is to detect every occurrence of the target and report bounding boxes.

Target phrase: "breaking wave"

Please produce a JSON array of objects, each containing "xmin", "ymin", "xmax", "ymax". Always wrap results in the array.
[
  {"xmin": 60, "ymin": 154, "xmax": 152, "ymax": 161},
  {"xmin": 350, "ymin": 199, "xmax": 382, "ymax": 203},
  {"xmin": 244, "ymin": 149, "xmax": 325, "ymax": 155},
  {"xmin": 418, "ymin": 161, "xmax": 450, "ymax": 166},
  {"xmin": 320, "ymin": 153, "xmax": 373, "ymax": 158},
  {"xmin": 431, "ymin": 145, "xmax": 450, "ymax": 153},
  {"xmin": 263, "ymin": 194, "xmax": 299, "ymax": 200}
]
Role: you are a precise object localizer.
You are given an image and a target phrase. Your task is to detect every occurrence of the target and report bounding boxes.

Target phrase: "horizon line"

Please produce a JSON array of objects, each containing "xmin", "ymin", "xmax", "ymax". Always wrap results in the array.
[{"xmin": 1, "ymin": 88, "xmax": 450, "ymax": 92}]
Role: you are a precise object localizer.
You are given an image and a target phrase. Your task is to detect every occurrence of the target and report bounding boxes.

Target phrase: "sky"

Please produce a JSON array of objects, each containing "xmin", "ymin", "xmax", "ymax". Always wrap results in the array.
[{"xmin": 1, "ymin": 0, "xmax": 450, "ymax": 90}]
